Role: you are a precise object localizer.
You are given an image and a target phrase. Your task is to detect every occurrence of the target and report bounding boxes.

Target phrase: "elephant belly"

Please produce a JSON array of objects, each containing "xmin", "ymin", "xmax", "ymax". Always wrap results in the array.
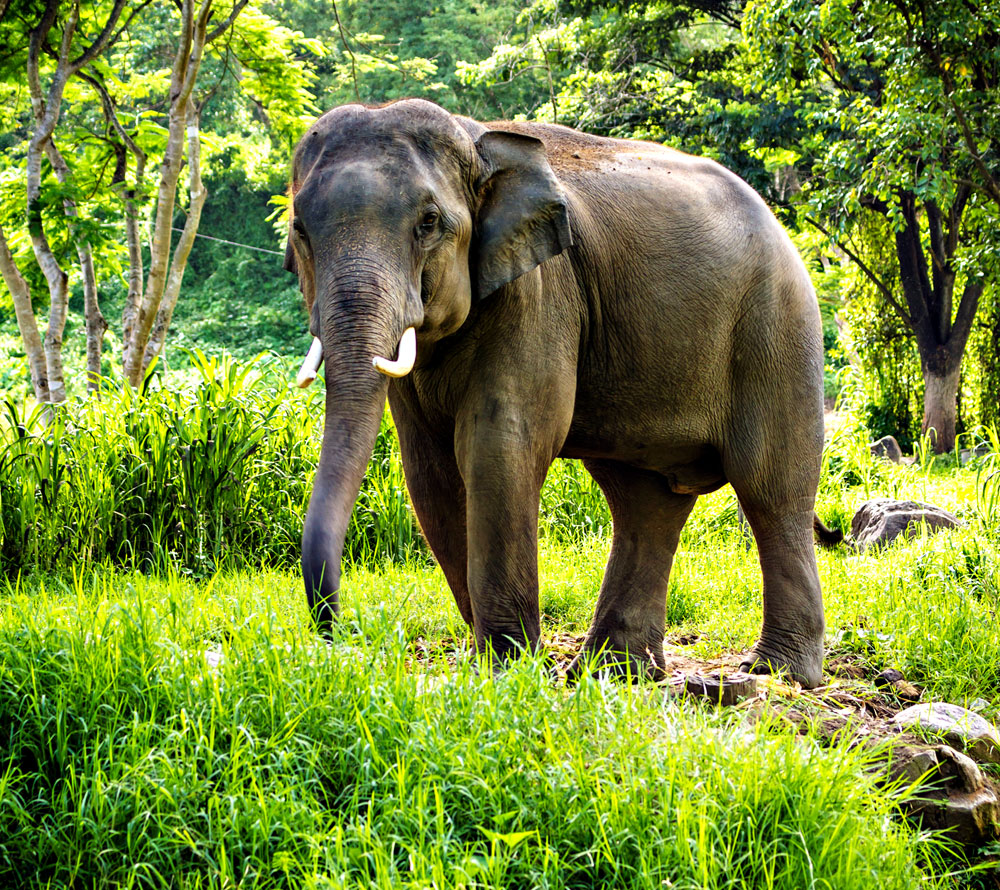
[{"xmin": 559, "ymin": 425, "xmax": 727, "ymax": 495}]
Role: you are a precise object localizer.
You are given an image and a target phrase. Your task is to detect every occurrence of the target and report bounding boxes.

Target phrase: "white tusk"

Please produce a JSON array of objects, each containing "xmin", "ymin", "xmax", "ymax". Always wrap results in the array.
[
  {"xmin": 296, "ymin": 337, "xmax": 324, "ymax": 388},
  {"xmin": 373, "ymin": 327, "xmax": 417, "ymax": 378}
]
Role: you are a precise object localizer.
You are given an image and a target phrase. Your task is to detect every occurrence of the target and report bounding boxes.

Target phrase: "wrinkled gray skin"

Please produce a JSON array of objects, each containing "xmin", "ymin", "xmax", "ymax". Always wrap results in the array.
[{"xmin": 286, "ymin": 99, "xmax": 827, "ymax": 688}]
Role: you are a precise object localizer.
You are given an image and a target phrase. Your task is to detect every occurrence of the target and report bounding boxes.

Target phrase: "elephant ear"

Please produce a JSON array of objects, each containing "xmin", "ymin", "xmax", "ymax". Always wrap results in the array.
[
  {"xmin": 283, "ymin": 186, "xmax": 299, "ymax": 275},
  {"xmin": 473, "ymin": 131, "xmax": 572, "ymax": 300}
]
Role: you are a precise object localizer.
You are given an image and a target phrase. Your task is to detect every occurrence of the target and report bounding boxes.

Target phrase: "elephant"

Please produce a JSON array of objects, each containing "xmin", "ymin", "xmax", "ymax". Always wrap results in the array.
[{"xmin": 285, "ymin": 98, "xmax": 832, "ymax": 688}]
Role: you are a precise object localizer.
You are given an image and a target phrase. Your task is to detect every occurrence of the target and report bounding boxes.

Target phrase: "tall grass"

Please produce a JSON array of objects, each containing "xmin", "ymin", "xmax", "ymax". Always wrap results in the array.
[
  {"xmin": 0, "ymin": 354, "xmax": 320, "ymax": 575},
  {"xmin": 4, "ymin": 353, "xmax": 997, "ymax": 591},
  {"xmin": 0, "ymin": 572, "xmax": 950, "ymax": 889},
  {"xmin": 0, "ymin": 355, "xmax": 610, "ymax": 577}
]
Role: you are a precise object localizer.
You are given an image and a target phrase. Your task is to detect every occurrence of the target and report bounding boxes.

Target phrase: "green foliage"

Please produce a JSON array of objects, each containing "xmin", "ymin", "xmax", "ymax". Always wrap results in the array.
[
  {"xmin": 262, "ymin": 0, "xmax": 536, "ymax": 119},
  {"xmin": 346, "ymin": 410, "xmax": 427, "ymax": 567},
  {"xmin": 165, "ymin": 168, "xmax": 308, "ymax": 362},
  {"xmin": 0, "ymin": 354, "xmax": 319, "ymax": 575},
  {"xmin": 0, "ymin": 354, "xmax": 626, "ymax": 576},
  {"xmin": 539, "ymin": 458, "xmax": 611, "ymax": 542},
  {"xmin": 0, "ymin": 572, "xmax": 948, "ymax": 888},
  {"xmin": 964, "ymin": 285, "xmax": 1000, "ymax": 431},
  {"xmin": 457, "ymin": 0, "xmax": 793, "ymax": 199},
  {"xmin": 744, "ymin": 0, "xmax": 1000, "ymax": 445}
]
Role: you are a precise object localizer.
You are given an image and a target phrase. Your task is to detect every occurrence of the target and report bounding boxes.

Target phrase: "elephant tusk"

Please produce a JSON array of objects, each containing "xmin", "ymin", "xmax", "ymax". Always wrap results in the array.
[
  {"xmin": 296, "ymin": 337, "xmax": 324, "ymax": 388},
  {"xmin": 372, "ymin": 327, "xmax": 417, "ymax": 378}
]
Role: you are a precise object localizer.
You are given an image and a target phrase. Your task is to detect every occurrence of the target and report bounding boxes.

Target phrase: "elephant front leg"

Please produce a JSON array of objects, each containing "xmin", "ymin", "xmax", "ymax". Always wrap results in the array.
[
  {"xmin": 390, "ymin": 393, "xmax": 473, "ymax": 627},
  {"xmin": 568, "ymin": 460, "xmax": 697, "ymax": 681},
  {"xmin": 458, "ymin": 425, "xmax": 550, "ymax": 662}
]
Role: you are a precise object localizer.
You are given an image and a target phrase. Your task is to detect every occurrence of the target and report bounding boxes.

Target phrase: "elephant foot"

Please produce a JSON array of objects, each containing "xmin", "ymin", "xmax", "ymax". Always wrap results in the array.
[
  {"xmin": 566, "ymin": 636, "xmax": 667, "ymax": 684},
  {"xmin": 739, "ymin": 635, "xmax": 824, "ymax": 689}
]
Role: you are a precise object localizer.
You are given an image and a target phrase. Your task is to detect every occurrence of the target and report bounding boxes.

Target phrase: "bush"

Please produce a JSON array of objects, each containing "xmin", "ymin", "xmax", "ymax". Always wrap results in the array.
[
  {"xmin": 0, "ymin": 353, "xmax": 322, "ymax": 576},
  {"xmin": 0, "ymin": 354, "xmax": 618, "ymax": 577}
]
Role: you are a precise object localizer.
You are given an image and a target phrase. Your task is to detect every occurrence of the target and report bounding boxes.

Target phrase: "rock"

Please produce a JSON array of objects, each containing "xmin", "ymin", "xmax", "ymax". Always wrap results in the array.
[
  {"xmin": 936, "ymin": 745, "xmax": 985, "ymax": 793},
  {"xmin": 850, "ymin": 499, "xmax": 960, "ymax": 550},
  {"xmin": 870, "ymin": 435, "xmax": 903, "ymax": 463},
  {"xmin": 829, "ymin": 661, "xmax": 867, "ymax": 681},
  {"xmin": 881, "ymin": 745, "xmax": 939, "ymax": 785},
  {"xmin": 960, "ymin": 444, "xmax": 993, "ymax": 465},
  {"xmin": 675, "ymin": 671, "xmax": 757, "ymax": 706},
  {"xmin": 875, "ymin": 668, "xmax": 905, "ymax": 688},
  {"xmin": 939, "ymin": 789, "xmax": 1000, "ymax": 846},
  {"xmin": 890, "ymin": 679, "xmax": 922, "ymax": 702},
  {"xmin": 878, "ymin": 744, "xmax": 1000, "ymax": 847},
  {"xmin": 904, "ymin": 787, "xmax": 1000, "ymax": 849},
  {"xmin": 893, "ymin": 702, "xmax": 1000, "ymax": 764}
]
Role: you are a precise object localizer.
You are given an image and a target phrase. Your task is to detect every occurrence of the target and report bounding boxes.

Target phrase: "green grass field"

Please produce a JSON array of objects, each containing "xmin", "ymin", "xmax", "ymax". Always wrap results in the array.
[
  {"xmin": 0, "ymin": 559, "xmax": 962, "ymax": 889},
  {"xmin": 2, "ymin": 366, "xmax": 999, "ymax": 887}
]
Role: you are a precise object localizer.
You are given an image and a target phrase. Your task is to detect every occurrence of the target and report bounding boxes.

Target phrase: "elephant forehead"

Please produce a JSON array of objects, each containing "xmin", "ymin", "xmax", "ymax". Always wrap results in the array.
[
  {"xmin": 295, "ymin": 158, "xmax": 430, "ymax": 232},
  {"xmin": 295, "ymin": 104, "xmax": 473, "ymax": 191}
]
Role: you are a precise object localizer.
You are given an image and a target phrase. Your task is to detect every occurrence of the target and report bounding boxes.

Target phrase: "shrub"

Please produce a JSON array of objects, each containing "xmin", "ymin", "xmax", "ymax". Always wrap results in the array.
[
  {"xmin": 0, "ymin": 354, "xmax": 331, "ymax": 576},
  {"xmin": 0, "ymin": 354, "xmax": 616, "ymax": 576}
]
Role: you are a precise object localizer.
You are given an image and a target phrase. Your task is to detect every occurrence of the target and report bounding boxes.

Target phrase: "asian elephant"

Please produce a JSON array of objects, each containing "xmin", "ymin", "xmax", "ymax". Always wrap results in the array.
[{"xmin": 285, "ymin": 98, "xmax": 832, "ymax": 688}]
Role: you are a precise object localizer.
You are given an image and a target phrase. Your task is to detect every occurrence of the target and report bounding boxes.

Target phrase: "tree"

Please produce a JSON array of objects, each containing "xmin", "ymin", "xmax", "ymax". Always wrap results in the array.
[
  {"xmin": 3, "ymin": 0, "xmax": 132, "ymax": 400},
  {"xmin": 0, "ymin": 0, "xmax": 317, "ymax": 397},
  {"xmin": 744, "ymin": 0, "xmax": 1000, "ymax": 451},
  {"xmin": 456, "ymin": 0, "xmax": 802, "ymax": 202},
  {"xmin": 116, "ymin": 0, "xmax": 246, "ymax": 385}
]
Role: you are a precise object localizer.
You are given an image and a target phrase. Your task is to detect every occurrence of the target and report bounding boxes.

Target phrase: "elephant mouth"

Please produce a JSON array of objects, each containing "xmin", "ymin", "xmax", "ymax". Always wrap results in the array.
[{"xmin": 296, "ymin": 327, "xmax": 417, "ymax": 388}]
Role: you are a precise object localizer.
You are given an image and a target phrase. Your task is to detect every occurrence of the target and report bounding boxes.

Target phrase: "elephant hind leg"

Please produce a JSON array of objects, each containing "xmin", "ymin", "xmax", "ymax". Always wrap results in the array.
[
  {"xmin": 733, "ymin": 495, "xmax": 825, "ymax": 688},
  {"xmin": 567, "ymin": 460, "xmax": 696, "ymax": 681}
]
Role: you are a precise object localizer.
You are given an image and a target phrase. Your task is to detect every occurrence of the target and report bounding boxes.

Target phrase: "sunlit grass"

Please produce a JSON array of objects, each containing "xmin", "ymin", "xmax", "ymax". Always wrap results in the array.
[
  {"xmin": 0, "ymin": 569, "xmax": 953, "ymax": 889},
  {"xmin": 2, "ymin": 355, "xmax": 999, "ymax": 887}
]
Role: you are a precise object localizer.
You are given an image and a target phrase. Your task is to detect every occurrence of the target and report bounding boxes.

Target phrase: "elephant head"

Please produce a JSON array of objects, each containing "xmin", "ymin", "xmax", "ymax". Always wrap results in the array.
[{"xmin": 285, "ymin": 99, "xmax": 572, "ymax": 632}]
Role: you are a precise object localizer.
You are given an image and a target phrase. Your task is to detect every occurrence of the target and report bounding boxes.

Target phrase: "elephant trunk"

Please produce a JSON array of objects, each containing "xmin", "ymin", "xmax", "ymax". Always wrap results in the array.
[{"xmin": 301, "ymin": 265, "xmax": 416, "ymax": 633}]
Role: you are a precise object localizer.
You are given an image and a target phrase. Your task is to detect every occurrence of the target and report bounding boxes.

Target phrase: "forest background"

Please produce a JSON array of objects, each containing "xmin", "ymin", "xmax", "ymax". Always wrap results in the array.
[
  {"xmin": 0, "ymin": 0, "xmax": 998, "ymax": 455},
  {"xmin": 2, "ymin": 4, "xmax": 1000, "ymax": 885}
]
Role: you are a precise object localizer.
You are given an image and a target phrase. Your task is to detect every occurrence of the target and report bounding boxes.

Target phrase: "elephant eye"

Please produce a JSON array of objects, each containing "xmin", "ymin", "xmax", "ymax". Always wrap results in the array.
[{"xmin": 416, "ymin": 208, "xmax": 440, "ymax": 239}]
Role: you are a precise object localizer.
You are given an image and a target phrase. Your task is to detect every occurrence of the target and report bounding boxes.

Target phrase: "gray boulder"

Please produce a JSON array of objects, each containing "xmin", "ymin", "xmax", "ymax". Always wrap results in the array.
[
  {"xmin": 850, "ymin": 499, "xmax": 960, "ymax": 550},
  {"xmin": 960, "ymin": 444, "xmax": 993, "ymax": 465},
  {"xmin": 870, "ymin": 435, "xmax": 903, "ymax": 464},
  {"xmin": 892, "ymin": 702, "xmax": 1000, "ymax": 764}
]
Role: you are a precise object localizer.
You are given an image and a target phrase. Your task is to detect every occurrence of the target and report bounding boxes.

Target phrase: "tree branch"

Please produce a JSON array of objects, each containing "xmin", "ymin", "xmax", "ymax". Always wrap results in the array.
[
  {"xmin": 331, "ymin": 0, "xmax": 360, "ymax": 101},
  {"xmin": 805, "ymin": 215, "xmax": 912, "ymax": 327},
  {"xmin": 103, "ymin": 0, "xmax": 157, "ymax": 57},
  {"xmin": 951, "ymin": 278, "xmax": 983, "ymax": 352},
  {"xmin": 206, "ymin": 0, "xmax": 248, "ymax": 42},
  {"xmin": 68, "ymin": 0, "xmax": 129, "ymax": 73},
  {"xmin": 0, "ymin": 223, "xmax": 49, "ymax": 403}
]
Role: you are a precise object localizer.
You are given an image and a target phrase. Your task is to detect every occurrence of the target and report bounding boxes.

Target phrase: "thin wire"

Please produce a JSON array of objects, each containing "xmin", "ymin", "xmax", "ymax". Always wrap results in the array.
[{"xmin": 171, "ymin": 226, "xmax": 283, "ymax": 256}]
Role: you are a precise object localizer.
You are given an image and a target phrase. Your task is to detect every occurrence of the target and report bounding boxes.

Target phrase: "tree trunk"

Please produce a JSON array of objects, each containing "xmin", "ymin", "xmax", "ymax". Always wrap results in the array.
[
  {"xmin": 79, "ymin": 242, "xmax": 108, "ymax": 389},
  {"xmin": 142, "ymin": 102, "xmax": 207, "ymax": 373},
  {"xmin": 123, "ymin": 0, "xmax": 212, "ymax": 386},
  {"xmin": 920, "ymin": 358, "xmax": 961, "ymax": 453},
  {"xmin": 0, "ymin": 224, "xmax": 50, "ymax": 404},
  {"xmin": 893, "ymin": 193, "xmax": 982, "ymax": 453},
  {"xmin": 45, "ymin": 139, "xmax": 108, "ymax": 391},
  {"xmin": 21, "ymin": 0, "xmax": 126, "ymax": 402}
]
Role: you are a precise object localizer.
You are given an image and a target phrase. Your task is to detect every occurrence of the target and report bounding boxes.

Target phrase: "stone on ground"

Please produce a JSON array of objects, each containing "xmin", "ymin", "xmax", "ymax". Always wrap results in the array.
[
  {"xmin": 892, "ymin": 702, "xmax": 1000, "ymax": 764},
  {"xmin": 850, "ymin": 499, "xmax": 960, "ymax": 549},
  {"xmin": 869, "ymin": 435, "xmax": 903, "ymax": 463}
]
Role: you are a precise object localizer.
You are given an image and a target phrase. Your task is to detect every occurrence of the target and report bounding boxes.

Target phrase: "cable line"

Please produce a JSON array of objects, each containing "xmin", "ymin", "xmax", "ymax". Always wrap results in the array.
[{"xmin": 171, "ymin": 226, "xmax": 283, "ymax": 256}]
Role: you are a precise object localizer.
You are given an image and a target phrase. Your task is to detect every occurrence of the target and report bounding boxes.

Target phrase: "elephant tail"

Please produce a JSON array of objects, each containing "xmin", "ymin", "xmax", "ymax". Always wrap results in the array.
[{"xmin": 813, "ymin": 514, "xmax": 844, "ymax": 548}]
